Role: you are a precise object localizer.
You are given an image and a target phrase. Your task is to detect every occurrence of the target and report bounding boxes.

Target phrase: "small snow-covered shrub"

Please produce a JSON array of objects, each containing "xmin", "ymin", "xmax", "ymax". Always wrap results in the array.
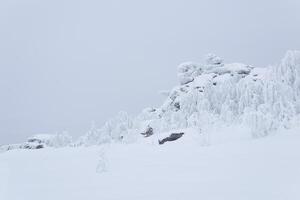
[{"xmin": 96, "ymin": 146, "xmax": 108, "ymax": 173}]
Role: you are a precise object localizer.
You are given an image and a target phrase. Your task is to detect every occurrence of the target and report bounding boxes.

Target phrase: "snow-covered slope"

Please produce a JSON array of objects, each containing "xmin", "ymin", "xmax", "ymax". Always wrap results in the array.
[{"xmin": 1, "ymin": 126, "xmax": 300, "ymax": 200}]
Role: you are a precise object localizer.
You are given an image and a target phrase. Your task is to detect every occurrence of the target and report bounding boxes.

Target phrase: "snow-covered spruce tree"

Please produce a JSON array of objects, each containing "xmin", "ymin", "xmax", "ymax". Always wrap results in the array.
[
  {"xmin": 50, "ymin": 131, "xmax": 73, "ymax": 147},
  {"xmin": 76, "ymin": 121, "xmax": 102, "ymax": 146}
]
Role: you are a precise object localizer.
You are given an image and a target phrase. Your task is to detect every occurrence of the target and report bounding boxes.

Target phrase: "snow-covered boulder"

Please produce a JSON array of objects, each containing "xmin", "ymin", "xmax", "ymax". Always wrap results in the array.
[
  {"xmin": 0, "ymin": 141, "xmax": 44, "ymax": 152},
  {"xmin": 0, "ymin": 143, "xmax": 24, "ymax": 152},
  {"xmin": 0, "ymin": 132, "xmax": 72, "ymax": 152},
  {"xmin": 177, "ymin": 62, "xmax": 201, "ymax": 85},
  {"xmin": 140, "ymin": 125, "xmax": 154, "ymax": 137},
  {"xmin": 27, "ymin": 133, "xmax": 72, "ymax": 148},
  {"xmin": 205, "ymin": 53, "xmax": 223, "ymax": 65},
  {"xmin": 203, "ymin": 54, "xmax": 224, "ymax": 71},
  {"xmin": 207, "ymin": 63, "xmax": 252, "ymax": 75},
  {"xmin": 158, "ymin": 132, "xmax": 184, "ymax": 145}
]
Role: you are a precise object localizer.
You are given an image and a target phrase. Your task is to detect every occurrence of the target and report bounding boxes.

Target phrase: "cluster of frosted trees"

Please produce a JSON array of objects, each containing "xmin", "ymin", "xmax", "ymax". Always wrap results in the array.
[
  {"xmin": 44, "ymin": 132, "xmax": 73, "ymax": 147},
  {"xmin": 77, "ymin": 111, "xmax": 137, "ymax": 145},
  {"xmin": 81, "ymin": 51, "xmax": 300, "ymax": 145}
]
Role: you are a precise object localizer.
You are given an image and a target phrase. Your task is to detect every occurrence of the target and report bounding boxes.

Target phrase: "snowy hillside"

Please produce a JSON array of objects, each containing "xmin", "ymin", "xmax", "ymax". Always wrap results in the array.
[
  {"xmin": 1, "ymin": 126, "xmax": 300, "ymax": 200},
  {"xmin": 2, "ymin": 51, "xmax": 299, "ymax": 149},
  {"xmin": 79, "ymin": 51, "xmax": 300, "ymax": 146}
]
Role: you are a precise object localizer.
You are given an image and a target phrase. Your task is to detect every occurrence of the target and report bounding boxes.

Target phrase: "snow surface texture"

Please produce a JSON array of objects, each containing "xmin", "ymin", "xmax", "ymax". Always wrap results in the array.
[
  {"xmin": 79, "ymin": 51, "xmax": 300, "ymax": 146},
  {"xmin": 1, "ymin": 126, "xmax": 300, "ymax": 200}
]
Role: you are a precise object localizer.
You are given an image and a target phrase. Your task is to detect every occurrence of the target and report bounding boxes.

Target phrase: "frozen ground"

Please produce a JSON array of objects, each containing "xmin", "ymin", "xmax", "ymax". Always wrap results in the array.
[{"xmin": 1, "ymin": 126, "xmax": 300, "ymax": 200}]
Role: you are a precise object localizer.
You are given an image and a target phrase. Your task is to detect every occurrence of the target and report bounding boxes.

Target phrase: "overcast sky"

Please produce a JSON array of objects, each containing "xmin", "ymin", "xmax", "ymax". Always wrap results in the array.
[{"xmin": 1, "ymin": 0, "xmax": 300, "ymax": 145}]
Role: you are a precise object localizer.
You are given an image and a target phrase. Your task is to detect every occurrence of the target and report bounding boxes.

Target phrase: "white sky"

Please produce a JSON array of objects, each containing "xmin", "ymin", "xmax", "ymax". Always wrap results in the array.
[{"xmin": 1, "ymin": 0, "xmax": 300, "ymax": 144}]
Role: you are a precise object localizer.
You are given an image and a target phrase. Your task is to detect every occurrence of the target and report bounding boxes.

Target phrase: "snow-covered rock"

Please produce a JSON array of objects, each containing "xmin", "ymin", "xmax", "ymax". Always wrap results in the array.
[
  {"xmin": 0, "ymin": 132, "xmax": 72, "ymax": 152},
  {"xmin": 27, "ymin": 133, "xmax": 72, "ymax": 148},
  {"xmin": 207, "ymin": 63, "xmax": 252, "ymax": 75},
  {"xmin": 205, "ymin": 53, "xmax": 223, "ymax": 65},
  {"xmin": 177, "ymin": 62, "xmax": 201, "ymax": 85}
]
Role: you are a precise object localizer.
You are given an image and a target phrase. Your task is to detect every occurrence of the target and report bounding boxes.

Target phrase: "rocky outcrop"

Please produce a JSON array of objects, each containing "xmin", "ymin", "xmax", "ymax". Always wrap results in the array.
[
  {"xmin": 140, "ymin": 126, "xmax": 154, "ymax": 137},
  {"xmin": 1, "ymin": 133, "xmax": 72, "ymax": 152},
  {"xmin": 158, "ymin": 133, "xmax": 184, "ymax": 145}
]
